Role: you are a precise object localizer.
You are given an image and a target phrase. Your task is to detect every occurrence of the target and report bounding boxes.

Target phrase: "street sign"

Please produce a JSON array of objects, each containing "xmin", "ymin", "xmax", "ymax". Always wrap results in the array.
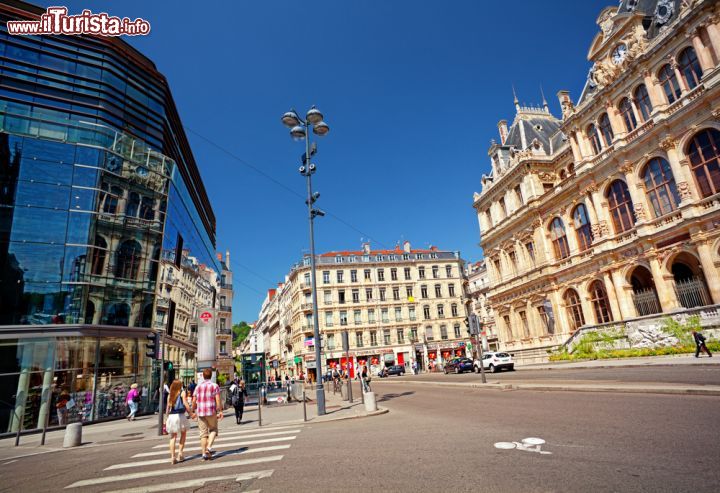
[{"xmin": 199, "ymin": 311, "xmax": 212, "ymax": 323}]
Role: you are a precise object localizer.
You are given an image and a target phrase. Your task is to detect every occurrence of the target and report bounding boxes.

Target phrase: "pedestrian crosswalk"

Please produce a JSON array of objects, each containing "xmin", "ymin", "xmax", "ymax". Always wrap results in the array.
[{"xmin": 63, "ymin": 423, "xmax": 306, "ymax": 493}]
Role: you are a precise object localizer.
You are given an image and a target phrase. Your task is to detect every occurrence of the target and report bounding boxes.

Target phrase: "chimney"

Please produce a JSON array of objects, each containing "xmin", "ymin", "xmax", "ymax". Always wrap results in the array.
[
  {"xmin": 225, "ymin": 250, "xmax": 230, "ymax": 270},
  {"xmin": 403, "ymin": 240, "xmax": 411, "ymax": 253},
  {"xmin": 497, "ymin": 120, "xmax": 508, "ymax": 145},
  {"xmin": 216, "ymin": 252, "xmax": 222, "ymax": 261},
  {"xmin": 557, "ymin": 90, "xmax": 573, "ymax": 114},
  {"xmin": 362, "ymin": 242, "xmax": 371, "ymax": 254}
]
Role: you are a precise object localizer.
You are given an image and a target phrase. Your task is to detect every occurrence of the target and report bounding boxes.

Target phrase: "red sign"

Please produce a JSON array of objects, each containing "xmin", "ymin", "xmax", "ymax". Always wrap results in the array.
[{"xmin": 200, "ymin": 311, "xmax": 213, "ymax": 323}]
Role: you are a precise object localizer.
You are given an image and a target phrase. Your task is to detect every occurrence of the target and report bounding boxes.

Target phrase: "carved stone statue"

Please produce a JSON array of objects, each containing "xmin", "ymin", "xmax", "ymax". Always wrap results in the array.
[{"xmin": 624, "ymin": 24, "xmax": 649, "ymax": 60}]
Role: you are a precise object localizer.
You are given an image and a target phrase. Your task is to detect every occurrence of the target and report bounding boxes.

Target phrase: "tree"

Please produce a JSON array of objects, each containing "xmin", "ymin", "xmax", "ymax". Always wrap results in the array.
[{"xmin": 232, "ymin": 322, "xmax": 251, "ymax": 348}]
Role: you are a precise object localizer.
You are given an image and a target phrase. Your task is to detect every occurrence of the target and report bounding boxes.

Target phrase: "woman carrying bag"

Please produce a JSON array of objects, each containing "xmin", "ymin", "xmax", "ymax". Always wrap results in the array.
[{"xmin": 165, "ymin": 379, "xmax": 194, "ymax": 464}]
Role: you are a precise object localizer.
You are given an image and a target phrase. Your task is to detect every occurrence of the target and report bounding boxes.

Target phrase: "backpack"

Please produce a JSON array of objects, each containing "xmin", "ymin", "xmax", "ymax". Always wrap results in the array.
[{"xmin": 231, "ymin": 386, "xmax": 240, "ymax": 406}]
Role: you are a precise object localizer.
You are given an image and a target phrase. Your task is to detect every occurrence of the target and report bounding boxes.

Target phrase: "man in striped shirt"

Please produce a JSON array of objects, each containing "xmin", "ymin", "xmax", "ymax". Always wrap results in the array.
[{"xmin": 192, "ymin": 367, "xmax": 223, "ymax": 460}]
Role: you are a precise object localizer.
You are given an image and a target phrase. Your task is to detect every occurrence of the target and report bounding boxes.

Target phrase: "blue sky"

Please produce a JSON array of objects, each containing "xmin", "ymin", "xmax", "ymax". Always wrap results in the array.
[{"xmin": 45, "ymin": 0, "xmax": 610, "ymax": 323}]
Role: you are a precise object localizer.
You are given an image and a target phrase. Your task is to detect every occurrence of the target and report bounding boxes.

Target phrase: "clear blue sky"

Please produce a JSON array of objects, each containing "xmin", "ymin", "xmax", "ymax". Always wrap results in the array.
[{"xmin": 46, "ymin": 0, "xmax": 609, "ymax": 323}]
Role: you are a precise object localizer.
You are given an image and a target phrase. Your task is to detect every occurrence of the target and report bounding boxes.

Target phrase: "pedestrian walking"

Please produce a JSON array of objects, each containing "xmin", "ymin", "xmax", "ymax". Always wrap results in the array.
[
  {"xmin": 188, "ymin": 379, "xmax": 197, "ymax": 397},
  {"xmin": 126, "ymin": 383, "xmax": 140, "ymax": 421},
  {"xmin": 693, "ymin": 330, "xmax": 713, "ymax": 358},
  {"xmin": 229, "ymin": 377, "xmax": 247, "ymax": 424},
  {"xmin": 165, "ymin": 379, "xmax": 192, "ymax": 464},
  {"xmin": 191, "ymin": 368, "xmax": 223, "ymax": 461},
  {"xmin": 56, "ymin": 385, "xmax": 71, "ymax": 425}
]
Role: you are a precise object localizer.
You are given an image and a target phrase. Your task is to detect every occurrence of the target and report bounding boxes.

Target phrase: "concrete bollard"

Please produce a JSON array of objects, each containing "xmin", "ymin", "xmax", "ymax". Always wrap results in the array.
[
  {"xmin": 340, "ymin": 383, "xmax": 349, "ymax": 401},
  {"xmin": 363, "ymin": 392, "xmax": 377, "ymax": 412},
  {"xmin": 63, "ymin": 422, "xmax": 82, "ymax": 448}
]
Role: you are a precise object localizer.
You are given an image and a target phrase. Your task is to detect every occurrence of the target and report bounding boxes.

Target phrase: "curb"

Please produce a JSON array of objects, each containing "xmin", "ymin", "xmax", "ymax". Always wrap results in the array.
[{"xmin": 374, "ymin": 378, "xmax": 720, "ymax": 396}]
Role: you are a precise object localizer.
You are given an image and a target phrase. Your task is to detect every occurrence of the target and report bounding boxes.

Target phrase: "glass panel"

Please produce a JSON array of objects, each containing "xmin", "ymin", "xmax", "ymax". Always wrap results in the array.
[{"xmin": 9, "ymin": 207, "xmax": 67, "ymax": 243}]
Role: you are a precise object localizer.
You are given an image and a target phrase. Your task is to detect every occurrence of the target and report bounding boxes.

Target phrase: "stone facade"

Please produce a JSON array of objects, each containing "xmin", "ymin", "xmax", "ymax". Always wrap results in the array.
[
  {"xmin": 215, "ymin": 251, "xmax": 234, "ymax": 378},
  {"xmin": 253, "ymin": 241, "xmax": 470, "ymax": 378},
  {"xmin": 473, "ymin": 0, "xmax": 720, "ymax": 363}
]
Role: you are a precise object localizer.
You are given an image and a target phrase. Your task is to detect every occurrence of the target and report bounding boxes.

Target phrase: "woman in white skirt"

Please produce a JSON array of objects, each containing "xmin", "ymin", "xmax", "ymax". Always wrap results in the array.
[{"xmin": 165, "ymin": 379, "xmax": 193, "ymax": 464}]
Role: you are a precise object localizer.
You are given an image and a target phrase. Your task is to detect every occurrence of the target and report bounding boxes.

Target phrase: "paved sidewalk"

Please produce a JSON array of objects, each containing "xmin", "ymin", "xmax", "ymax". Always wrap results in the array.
[
  {"xmin": 0, "ymin": 386, "xmax": 384, "ymax": 462},
  {"xmin": 377, "ymin": 375, "xmax": 720, "ymax": 396},
  {"xmin": 519, "ymin": 354, "xmax": 718, "ymax": 371}
]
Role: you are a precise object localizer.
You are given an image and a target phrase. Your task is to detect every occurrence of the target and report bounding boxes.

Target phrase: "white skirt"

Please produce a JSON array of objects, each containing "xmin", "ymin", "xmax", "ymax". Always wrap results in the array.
[{"xmin": 165, "ymin": 413, "xmax": 189, "ymax": 434}]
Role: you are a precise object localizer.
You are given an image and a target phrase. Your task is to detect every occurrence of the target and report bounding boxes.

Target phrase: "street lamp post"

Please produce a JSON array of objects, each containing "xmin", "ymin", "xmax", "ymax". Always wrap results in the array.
[{"xmin": 281, "ymin": 106, "xmax": 330, "ymax": 415}]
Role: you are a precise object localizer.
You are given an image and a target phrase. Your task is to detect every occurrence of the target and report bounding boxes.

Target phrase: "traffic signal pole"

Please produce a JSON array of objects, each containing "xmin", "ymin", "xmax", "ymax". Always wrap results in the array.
[{"xmin": 157, "ymin": 329, "xmax": 165, "ymax": 436}]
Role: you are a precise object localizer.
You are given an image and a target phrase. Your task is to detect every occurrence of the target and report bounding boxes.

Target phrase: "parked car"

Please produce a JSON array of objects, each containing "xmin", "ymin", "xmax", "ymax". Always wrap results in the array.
[
  {"xmin": 474, "ymin": 352, "xmax": 514, "ymax": 373},
  {"xmin": 379, "ymin": 365, "xmax": 405, "ymax": 377},
  {"xmin": 443, "ymin": 357, "xmax": 474, "ymax": 374}
]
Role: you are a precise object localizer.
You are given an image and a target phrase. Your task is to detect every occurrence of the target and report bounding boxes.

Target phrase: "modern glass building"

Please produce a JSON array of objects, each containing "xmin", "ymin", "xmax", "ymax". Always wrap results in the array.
[{"xmin": 0, "ymin": 0, "xmax": 220, "ymax": 434}]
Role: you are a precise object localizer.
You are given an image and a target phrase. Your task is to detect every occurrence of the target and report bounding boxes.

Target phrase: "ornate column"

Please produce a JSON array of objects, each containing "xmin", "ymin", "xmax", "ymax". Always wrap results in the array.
[
  {"xmin": 602, "ymin": 271, "xmax": 623, "ymax": 322},
  {"xmin": 569, "ymin": 130, "xmax": 583, "ymax": 162},
  {"xmin": 670, "ymin": 56, "xmax": 688, "ymax": 93},
  {"xmin": 689, "ymin": 29, "xmax": 714, "ymax": 75},
  {"xmin": 620, "ymin": 161, "xmax": 648, "ymax": 225},
  {"xmin": 643, "ymin": 69, "xmax": 664, "ymax": 111},
  {"xmin": 561, "ymin": 207, "xmax": 580, "ymax": 255},
  {"xmin": 627, "ymin": 91, "xmax": 643, "ymax": 127},
  {"xmin": 696, "ymin": 240, "xmax": 720, "ymax": 304},
  {"xmin": 649, "ymin": 255, "xmax": 681, "ymax": 312},
  {"xmin": 611, "ymin": 268, "xmax": 637, "ymax": 319},
  {"xmin": 704, "ymin": 15, "xmax": 720, "ymax": 59},
  {"xmin": 591, "ymin": 188, "xmax": 611, "ymax": 239},
  {"xmin": 659, "ymin": 136, "xmax": 696, "ymax": 204},
  {"xmin": 604, "ymin": 98, "xmax": 623, "ymax": 142},
  {"xmin": 579, "ymin": 287, "xmax": 596, "ymax": 326}
]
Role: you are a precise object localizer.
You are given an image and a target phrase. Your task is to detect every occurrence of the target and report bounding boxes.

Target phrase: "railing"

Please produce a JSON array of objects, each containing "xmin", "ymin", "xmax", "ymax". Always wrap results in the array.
[
  {"xmin": 220, "ymin": 283, "xmax": 233, "ymax": 290},
  {"xmin": 674, "ymin": 277, "xmax": 710, "ymax": 309},
  {"xmin": 301, "ymin": 303, "xmax": 313, "ymax": 311},
  {"xmin": 219, "ymin": 305, "xmax": 232, "ymax": 312},
  {"xmin": 632, "ymin": 288, "xmax": 661, "ymax": 317},
  {"xmin": 216, "ymin": 328, "xmax": 232, "ymax": 335}
]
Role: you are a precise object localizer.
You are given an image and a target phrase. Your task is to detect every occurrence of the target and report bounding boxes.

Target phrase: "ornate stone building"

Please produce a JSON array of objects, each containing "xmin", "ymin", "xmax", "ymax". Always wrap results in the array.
[
  {"xmin": 465, "ymin": 260, "xmax": 499, "ymax": 352},
  {"xmin": 254, "ymin": 241, "xmax": 470, "ymax": 378},
  {"xmin": 473, "ymin": 0, "xmax": 720, "ymax": 362}
]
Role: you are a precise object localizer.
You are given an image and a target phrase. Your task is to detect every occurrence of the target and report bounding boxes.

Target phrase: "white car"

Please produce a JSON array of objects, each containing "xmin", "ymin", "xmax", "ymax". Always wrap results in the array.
[{"xmin": 474, "ymin": 352, "xmax": 514, "ymax": 373}]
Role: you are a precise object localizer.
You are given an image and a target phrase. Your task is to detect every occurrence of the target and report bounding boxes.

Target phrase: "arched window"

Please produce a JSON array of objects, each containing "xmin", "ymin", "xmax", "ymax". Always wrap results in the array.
[
  {"xmin": 101, "ymin": 183, "xmax": 121, "ymax": 214},
  {"xmin": 678, "ymin": 47, "xmax": 703, "ymax": 90},
  {"xmin": 115, "ymin": 240, "xmax": 142, "ymax": 279},
  {"xmin": 598, "ymin": 113, "xmax": 614, "ymax": 147},
  {"xmin": 91, "ymin": 235, "xmax": 107, "ymax": 275},
  {"xmin": 642, "ymin": 157, "xmax": 680, "ymax": 216},
  {"xmin": 126, "ymin": 192, "xmax": 140, "ymax": 217},
  {"xmin": 563, "ymin": 289, "xmax": 585, "ymax": 331},
  {"xmin": 606, "ymin": 180, "xmax": 636, "ymax": 233},
  {"xmin": 687, "ymin": 128, "xmax": 720, "ymax": 197},
  {"xmin": 618, "ymin": 97, "xmax": 637, "ymax": 132},
  {"xmin": 587, "ymin": 123, "xmax": 602, "ymax": 154},
  {"xmin": 572, "ymin": 204, "xmax": 593, "ymax": 252},
  {"xmin": 549, "ymin": 217, "xmax": 570, "ymax": 260},
  {"xmin": 589, "ymin": 280, "xmax": 613, "ymax": 324},
  {"xmin": 634, "ymin": 84, "xmax": 653, "ymax": 121},
  {"xmin": 140, "ymin": 196, "xmax": 154, "ymax": 220},
  {"xmin": 106, "ymin": 303, "xmax": 130, "ymax": 326},
  {"xmin": 658, "ymin": 64, "xmax": 681, "ymax": 104}
]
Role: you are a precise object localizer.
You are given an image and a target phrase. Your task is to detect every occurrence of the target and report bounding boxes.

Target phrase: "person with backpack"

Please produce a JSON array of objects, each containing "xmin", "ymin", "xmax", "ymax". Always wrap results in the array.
[
  {"xmin": 229, "ymin": 377, "xmax": 247, "ymax": 424},
  {"xmin": 126, "ymin": 383, "xmax": 140, "ymax": 421},
  {"xmin": 693, "ymin": 330, "xmax": 712, "ymax": 358}
]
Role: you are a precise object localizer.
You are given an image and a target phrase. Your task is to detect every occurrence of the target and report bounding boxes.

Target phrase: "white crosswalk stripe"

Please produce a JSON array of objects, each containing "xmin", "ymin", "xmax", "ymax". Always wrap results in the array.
[
  {"xmin": 149, "ymin": 428, "xmax": 302, "ymax": 448},
  {"xmin": 106, "ymin": 444, "xmax": 292, "ymax": 470},
  {"xmin": 99, "ymin": 470, "xmax": 273, "ymax": 493},
  {"xmin": 63, "ymin": 423, "xmax": 305, "ymax": 492},
  {"xmin": 132, "ymin": 436, "xmax": 297, "ymax": 458}
]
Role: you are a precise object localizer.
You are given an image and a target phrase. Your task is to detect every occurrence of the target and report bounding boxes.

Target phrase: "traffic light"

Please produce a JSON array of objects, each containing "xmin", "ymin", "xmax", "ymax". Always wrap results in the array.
[
  {"xmin": 164, "ymin": 361, "xmax": 175, "ymax": 382},
  {"xmin": 146, "ymin": 332, "xmax": 158, "ymax": 359},
  {"xmin": 464, "ymin": 317, "xmax": 471, "ymax": 335}
]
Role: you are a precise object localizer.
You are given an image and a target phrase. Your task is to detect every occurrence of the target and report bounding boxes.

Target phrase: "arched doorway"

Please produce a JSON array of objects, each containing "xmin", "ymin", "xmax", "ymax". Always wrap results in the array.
[
  {"xmin": 629, "ymin": 266, "xmax": 661, "ymax": 316},
  {"xmin": 671, "ymin": 252, "xmax": 710, "ymax": 308}
]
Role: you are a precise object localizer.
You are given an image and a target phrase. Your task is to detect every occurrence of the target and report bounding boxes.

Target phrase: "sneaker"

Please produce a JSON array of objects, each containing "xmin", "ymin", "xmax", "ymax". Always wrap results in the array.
[
  {"xmin": 202, "ymin": 454, "xmax": 210, "ymax": 461},
  {"xmin": 208, "ymin": 448, "xmax": 216, "ymax": 455}
]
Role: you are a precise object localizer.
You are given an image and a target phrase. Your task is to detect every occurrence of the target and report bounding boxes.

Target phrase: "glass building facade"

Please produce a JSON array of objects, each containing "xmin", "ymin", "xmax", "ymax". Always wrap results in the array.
[{"xmin": 0, "ymin": 1, "xmax": 220, "ymax": 434}]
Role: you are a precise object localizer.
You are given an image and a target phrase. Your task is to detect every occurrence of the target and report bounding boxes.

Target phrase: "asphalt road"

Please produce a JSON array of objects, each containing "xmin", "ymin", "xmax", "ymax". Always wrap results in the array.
[
  {"xmin": 397, "ymin": 364, "xmax": 720, "ymax": 386},
  {"xmin": 4, "ymin": 380, "xmax": 718, "ymax": 493}
]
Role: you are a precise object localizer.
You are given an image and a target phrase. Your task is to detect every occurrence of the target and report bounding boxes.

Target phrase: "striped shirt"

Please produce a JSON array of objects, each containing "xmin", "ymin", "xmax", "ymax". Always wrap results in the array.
[{"xmin": 193, "ymin": 380, "xmax": 220, "ymax": 417}]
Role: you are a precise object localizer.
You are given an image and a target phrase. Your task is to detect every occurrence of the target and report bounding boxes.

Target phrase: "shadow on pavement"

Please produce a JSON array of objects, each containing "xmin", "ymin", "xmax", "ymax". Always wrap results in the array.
[{"xmin": 377, "ymin": 391, "xmax": 415, "ymax": 402}]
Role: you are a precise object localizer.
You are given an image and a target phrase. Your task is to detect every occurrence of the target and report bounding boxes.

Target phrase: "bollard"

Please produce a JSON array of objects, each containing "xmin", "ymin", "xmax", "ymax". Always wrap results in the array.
[
  {"xmin": 63, "ymin": 422, "xmax": 82, "ymax": 448},
  {"xmin": 258, "ymin": 393, "xmax": 263, "ymax": 427},
  {"xmin": 302, "ymin": 391, "xmax": 307, "ymax": 422},
  {"xmin": 363, "ymin": 392, "xmax": 377, "ymax": 412}
]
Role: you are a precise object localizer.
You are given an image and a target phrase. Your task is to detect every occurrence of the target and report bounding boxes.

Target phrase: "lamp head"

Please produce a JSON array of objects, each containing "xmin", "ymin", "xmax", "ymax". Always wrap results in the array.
[
  {"xmin": 306, "ymin": 106, "xmax": 324, "ymax": 125},
  {"xmin": 312, "ymin": 121, "xmax": 329, "ymax": 136},
  {"xmin": 290, "ymin": 125, "xmax": 306, "ymax": 141},
  {"xmin": 281, "ymin": 111, "xmax": 300, "ymax": 128}
]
